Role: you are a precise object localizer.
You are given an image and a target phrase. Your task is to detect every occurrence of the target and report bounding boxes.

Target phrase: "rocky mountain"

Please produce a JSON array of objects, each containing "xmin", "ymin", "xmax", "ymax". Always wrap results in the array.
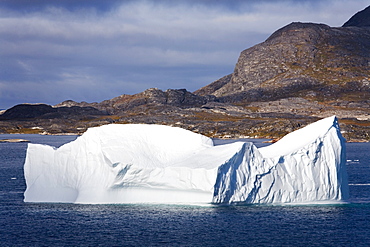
[
  {"xmin": 195, "ymin": 22, "xmax": 370, "ymax": 103},
  {"xmin": 55, "ymin": 88, "xmax": 212, "ymax": 114},
  {"xmin": 197, "ymin": 5, "xmax": 370, "ymax": 103},
  {"xmin": 0, "ymin": 104, "xmax": 106, "ymax": 120},
  {"xmin": 343, "ymin": 5, "xmax": 370, "ymax": 27},
  {"xmin": 1, "ymin": 6, "xmax": 369, "ymax": 141}
]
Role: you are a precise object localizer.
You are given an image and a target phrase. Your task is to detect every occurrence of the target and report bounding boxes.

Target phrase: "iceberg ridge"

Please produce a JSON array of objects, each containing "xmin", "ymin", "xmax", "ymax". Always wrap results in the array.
[
  {"xmin": 24, "ymin": 116, "xmax": 349, "ymax": 204},
  {"xmin": 213, "ymin": 116, "xmax": 349, "ymax": 204}
]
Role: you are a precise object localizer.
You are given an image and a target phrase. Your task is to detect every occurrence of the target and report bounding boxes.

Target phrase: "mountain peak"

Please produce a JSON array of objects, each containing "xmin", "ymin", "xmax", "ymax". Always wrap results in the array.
[
  {"xmin": 265, "ymin": 22, "xmax": 330, "ymax": 43},
  {"xmin": 342, "ymin": 5, "xmax": 370, "ymax": 27}
]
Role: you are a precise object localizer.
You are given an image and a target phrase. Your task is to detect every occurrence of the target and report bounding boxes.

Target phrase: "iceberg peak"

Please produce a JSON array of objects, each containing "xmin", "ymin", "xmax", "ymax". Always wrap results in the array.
[{"xmin": 214, "ymin": 116, "xmax": 348, "ymax": 204}]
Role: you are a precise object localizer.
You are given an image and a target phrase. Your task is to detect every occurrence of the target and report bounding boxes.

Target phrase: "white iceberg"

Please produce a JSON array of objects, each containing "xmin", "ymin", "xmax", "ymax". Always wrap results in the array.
[{"xmin": 24, "ymin": 116, "xmax": 349, "ymax": 204}]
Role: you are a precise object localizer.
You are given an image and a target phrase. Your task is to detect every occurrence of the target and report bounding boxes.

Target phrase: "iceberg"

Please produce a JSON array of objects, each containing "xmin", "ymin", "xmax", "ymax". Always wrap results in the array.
[{"xmin": 24, "ymin": 116, "xmax": 349, "ymax": 204}]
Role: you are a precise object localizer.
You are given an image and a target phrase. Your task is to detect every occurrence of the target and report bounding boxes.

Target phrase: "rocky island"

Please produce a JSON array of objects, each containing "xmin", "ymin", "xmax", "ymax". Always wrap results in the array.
[{"xmin": 0, "ymin": 6, "xmax": 369, "ymax": 141}]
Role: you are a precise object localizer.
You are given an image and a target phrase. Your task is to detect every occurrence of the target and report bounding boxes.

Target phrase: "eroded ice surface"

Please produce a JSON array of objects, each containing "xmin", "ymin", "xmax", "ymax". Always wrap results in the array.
[{"xmin": 24, "ymin": 116, "xmax": 349, "ymax": 204}]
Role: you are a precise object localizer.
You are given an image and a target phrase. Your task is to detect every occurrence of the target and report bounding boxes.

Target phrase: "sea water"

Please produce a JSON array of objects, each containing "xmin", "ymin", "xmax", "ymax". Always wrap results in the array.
[{"xmin": 0, "ymin": 134, "xmax": 369, "ymax": 246}]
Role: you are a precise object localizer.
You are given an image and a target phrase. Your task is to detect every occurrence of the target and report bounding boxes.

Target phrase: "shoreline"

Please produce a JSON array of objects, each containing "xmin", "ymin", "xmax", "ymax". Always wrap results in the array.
[{"xmin": 0, "ymin": 133, "xmax": 368, "ymax": 143}]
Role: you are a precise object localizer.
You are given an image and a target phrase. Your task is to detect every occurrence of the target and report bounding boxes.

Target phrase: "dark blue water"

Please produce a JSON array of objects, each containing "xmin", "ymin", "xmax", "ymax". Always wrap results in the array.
[{"xmin": 1, "ymin": 134, "xmax": 370, "ymax": 246}]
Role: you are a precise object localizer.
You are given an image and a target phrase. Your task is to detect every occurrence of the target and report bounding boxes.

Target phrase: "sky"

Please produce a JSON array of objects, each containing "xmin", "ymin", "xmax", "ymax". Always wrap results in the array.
[{"xmin": 0, "ymin": 0, "xmax": 369, "ymax": 109}]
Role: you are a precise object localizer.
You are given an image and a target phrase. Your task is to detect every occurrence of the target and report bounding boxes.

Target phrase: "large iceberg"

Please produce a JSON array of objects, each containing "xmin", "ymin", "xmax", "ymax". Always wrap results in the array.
[{"xmin": 24, "ymin": 116, "xmax": 349, "ymax": 204}]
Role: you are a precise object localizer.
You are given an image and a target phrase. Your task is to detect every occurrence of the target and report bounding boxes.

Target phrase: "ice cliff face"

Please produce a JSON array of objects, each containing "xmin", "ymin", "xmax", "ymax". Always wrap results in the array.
[
  {"xmin": 24, "ymin": 116, "xmax": 349, "ymax": 204},
  {"xmin": 213, "ymin": 116, "xmax": 349, "ymax": 204}
]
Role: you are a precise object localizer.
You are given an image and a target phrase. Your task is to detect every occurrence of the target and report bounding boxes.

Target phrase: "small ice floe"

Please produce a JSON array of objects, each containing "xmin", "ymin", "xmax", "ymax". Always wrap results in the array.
[
  {"xmin": 11, "ymin": 177, "xmax": 17, "ymax": 180},
  {"xmin": 0, "ymin": 139, "xmax": 30, "ymax": 143},
  {"xmin": 346, "ymin": 159, "xmax": 360, "ymax": 164}
]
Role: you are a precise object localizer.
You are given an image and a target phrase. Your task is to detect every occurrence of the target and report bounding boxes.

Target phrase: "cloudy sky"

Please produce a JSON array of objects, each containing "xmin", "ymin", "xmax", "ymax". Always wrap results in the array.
[{"xmin": 0, "ymin": 0, "xmax": 368, "ymax": 109}]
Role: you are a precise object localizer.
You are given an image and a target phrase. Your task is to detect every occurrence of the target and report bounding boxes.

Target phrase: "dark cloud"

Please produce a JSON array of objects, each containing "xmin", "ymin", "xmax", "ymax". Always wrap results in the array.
[{"xmin": 0, "ymin": 0, "xmax": 124, "ymax": 13}]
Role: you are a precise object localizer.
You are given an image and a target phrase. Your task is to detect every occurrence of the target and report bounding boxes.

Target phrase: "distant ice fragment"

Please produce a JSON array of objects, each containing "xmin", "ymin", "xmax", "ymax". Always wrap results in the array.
[{"xmin": 24, "ymin": 116, "xmax": 348, "ymax": 204}]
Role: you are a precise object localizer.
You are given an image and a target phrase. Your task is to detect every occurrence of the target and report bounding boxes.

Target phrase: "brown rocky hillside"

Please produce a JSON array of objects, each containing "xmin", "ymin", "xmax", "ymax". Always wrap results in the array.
[{"xmin": 195, "ymin": 23, "xmax": 370, "ymax": 103}]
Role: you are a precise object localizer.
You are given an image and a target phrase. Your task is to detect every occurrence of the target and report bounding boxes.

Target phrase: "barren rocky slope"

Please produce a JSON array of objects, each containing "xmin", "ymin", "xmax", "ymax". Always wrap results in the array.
[{"xmin": 196, "ymin": 22, "xmax": 370, "ymax": 102}]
